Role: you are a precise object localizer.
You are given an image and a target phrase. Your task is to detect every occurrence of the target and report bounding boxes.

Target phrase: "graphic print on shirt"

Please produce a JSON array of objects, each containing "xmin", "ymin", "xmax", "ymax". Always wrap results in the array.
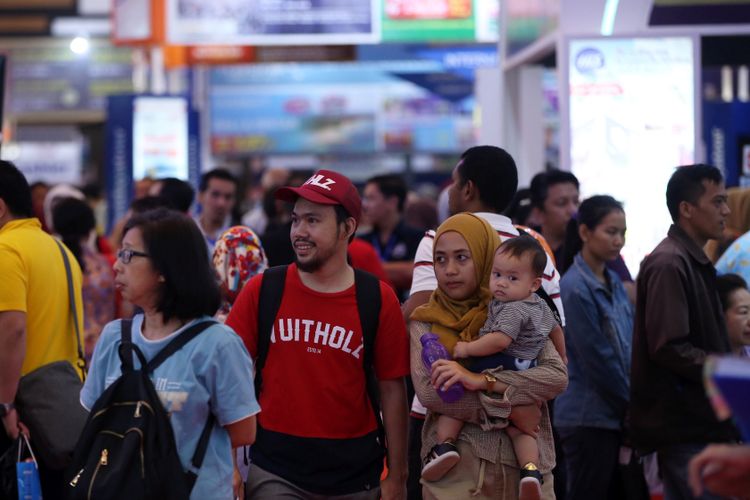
[
  {"xmin": 105, "ymin": 375, "xmax": 189, "ymax": 414},
  {"xmin": 271, "ymin": 317, "xmax": 364, "ymax": 359}
]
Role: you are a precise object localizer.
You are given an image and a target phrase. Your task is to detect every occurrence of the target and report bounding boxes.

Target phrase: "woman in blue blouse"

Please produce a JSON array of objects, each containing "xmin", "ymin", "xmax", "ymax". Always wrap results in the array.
[{"xmin": 555, "ymin": 195, "xmax": 634, "ymax": 500}]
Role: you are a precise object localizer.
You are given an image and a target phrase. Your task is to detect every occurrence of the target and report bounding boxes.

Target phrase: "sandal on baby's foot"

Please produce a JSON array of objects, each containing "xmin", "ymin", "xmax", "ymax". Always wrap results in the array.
[
  {"xmin": 519, "ymin": 462, "xmax": 543, "ymax": 500},
  {"xmin": 421, "ymin": 441, "xmax": 460, "ymax": 482}
]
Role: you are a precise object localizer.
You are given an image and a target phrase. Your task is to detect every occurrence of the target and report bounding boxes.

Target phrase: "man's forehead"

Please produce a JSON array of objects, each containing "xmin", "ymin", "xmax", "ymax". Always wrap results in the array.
[
  {"xmin": 207, "ymin": 178, "xmax": 236, "ymax": 192},
  {"xmin": 701, "ymin": 179, "xmax": 726, "ymax": 197}
]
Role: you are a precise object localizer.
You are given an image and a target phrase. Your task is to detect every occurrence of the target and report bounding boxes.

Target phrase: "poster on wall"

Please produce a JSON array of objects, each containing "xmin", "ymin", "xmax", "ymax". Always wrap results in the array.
[
  {"xmin": 567, "ymin": 36, "xmax": 696, "ymax": 275},
  {"xmin": 132, "ymin": 96, "xmax": 189, "ymax": 180},
  {"xmin": 167, "ymin": 0, "xmax": 378, "ymax": 45},
  {"xmin": 381, "ymin": 0, "xmax": 498, "ymax": 42},
  {"xmin": 106, "ymin": 94, "xmax": 200, "ymax": 232},
  {"xmin": 209, "ymin": 60, "xmax": 479, "ymax": 155}
]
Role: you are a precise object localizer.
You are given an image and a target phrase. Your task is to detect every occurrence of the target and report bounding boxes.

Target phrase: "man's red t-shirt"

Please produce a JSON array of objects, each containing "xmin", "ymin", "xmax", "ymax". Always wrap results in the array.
[{"xmin": 226, "ymin": 263, "xmax": 409, "ymax": 494}]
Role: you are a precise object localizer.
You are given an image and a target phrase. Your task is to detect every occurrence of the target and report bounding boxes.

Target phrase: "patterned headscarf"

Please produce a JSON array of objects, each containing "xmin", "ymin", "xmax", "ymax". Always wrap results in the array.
[
  {"xmin": 213, "ymin": 226, "xmax": 268, "ymax": 318},
  {"xmin": 411, "ymin": 213, "xmax": 499, "ymax": 354}
]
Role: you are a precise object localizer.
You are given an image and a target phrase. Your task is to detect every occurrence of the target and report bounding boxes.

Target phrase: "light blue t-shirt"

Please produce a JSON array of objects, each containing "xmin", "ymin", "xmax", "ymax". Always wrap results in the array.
[{"xmin": 81, "ymin": 315, "xmax": 260, "ymax": 500}]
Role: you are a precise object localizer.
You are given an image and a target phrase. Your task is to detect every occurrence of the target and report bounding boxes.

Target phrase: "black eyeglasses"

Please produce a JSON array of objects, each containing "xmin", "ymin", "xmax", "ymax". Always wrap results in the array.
[{"xmin": 117, "ymin": 248, "xmax": 149, "ymax": 264}]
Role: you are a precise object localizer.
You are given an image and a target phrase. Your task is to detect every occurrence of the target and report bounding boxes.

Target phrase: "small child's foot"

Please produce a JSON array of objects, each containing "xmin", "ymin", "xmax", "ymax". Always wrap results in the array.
[
  {"xmin": 421, "ymin": 441, "xmax": 460, "ymax": 482},
  {"xmin": 519, "ymin": 462, "xmax": 543, "ymax": 500}
]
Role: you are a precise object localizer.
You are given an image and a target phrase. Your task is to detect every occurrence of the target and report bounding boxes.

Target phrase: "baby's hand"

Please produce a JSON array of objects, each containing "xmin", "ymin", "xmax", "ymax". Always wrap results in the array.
[{"xmin": 453, "ymin": 341, "xmax": 469, "ymax": 358}]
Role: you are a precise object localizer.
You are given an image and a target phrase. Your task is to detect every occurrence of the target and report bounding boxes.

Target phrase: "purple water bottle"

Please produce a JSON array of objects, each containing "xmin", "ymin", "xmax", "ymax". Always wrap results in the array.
[{"xmin": 420, "ymin": 333, "xmax": 464, "ymax": 403}]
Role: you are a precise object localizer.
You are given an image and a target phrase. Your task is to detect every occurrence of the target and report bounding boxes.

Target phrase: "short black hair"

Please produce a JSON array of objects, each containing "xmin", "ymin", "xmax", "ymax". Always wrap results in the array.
[
  {"xmin": 130, "ymin": 195, "xmax": 165, "ymax": 214},
  {"xmin": 530, "ymin": 170, "xmax": 580, "ymax": 210},
  {"xmin": 365, "ymin": 174, "xmax": 408, "ymax": 212},
  {"xmin": 560, "ymin": 195, "xmax": 624, "ymax": 274},
  {"xmin": 334, "ymin": 204, "xmax": 356, "ymax": 242},
  {"xmin": 666, "ymin": 164, "xmax": 724, "ymax": 223},
  {"xmin": 456, "ymin": 146, "xmax": 518, "ymax": 213},
  {"xmin": 123, "ymin": 209, "xmax": 221, "ymax": 322},
  {"xmin": 199, "ymin": 168, "xmax": 238, "ymax": 193},
  {"xmin": 716, "ymin": 273, "xmax": 748, "ymax": 312},
  {"xmin": 158, "ymin": 178, "xmax": 195, "ymax": 212},
  {"xmin": 52, "ymin": 197, "xmax": 96, "ymax": 271},
  {"xmin": 0, "ymin": 160, "xmax": 33, "ymax": 218},
  {"xmin": 497, "ymin": 236, "xmax": 547, "ymax": 277}
]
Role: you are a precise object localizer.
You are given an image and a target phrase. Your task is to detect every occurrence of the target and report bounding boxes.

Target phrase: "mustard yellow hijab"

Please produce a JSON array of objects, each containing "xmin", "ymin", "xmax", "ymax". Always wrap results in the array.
[{"xmin": 411, "ymin": 213, "xmax": 499, "ymax": 355}]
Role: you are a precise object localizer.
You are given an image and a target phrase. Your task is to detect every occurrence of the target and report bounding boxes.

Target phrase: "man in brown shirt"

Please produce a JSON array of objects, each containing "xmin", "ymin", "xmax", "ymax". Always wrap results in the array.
[{"xmin": 630, "ymin": 164, "xmax": 739, "ymax": 500}]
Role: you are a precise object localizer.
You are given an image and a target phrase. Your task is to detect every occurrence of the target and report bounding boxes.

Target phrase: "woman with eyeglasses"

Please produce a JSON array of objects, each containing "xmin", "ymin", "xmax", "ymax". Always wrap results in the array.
[{"xmin": 79, "ymin": 208, "xmax": 259, "ymax": 499}]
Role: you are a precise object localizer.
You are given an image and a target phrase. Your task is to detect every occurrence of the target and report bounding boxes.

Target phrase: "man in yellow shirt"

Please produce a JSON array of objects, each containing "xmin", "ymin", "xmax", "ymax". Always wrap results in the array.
[{"xmin": 0, "ymin": 160, "xmax": 83, "ymax": 497}]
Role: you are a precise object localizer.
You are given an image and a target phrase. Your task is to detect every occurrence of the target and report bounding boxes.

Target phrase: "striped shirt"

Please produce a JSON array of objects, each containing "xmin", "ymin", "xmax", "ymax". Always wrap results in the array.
[{"xmin": 480, "ymin": 295, "xmax": 558, "ymax": 360}]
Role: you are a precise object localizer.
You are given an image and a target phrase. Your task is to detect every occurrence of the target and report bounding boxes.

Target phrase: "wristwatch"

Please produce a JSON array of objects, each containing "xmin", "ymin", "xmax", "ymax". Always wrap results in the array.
[
  {"xmin": 483, "ymin": 373, "xmax": 497, "ymax": 394},
  {"xmin": 0, "ymin": 402, "xmax": 14, "ymax": 418}
]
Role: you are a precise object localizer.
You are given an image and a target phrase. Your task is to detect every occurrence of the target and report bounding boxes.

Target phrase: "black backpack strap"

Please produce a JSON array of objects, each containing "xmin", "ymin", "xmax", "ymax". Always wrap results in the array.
[
  {"xmin": 185, "ymin": 412, "xmax": 216, "ymax": 493},
  {"xmin": 119, "ymin": 319, "xmax": 135, "ymax": 372},
  {"xmin": 354, "ymin": 269, "xmax": 385, "ymax": 449},
  {"xmin": 146, "ymin": 320, "xmax": 217, "ymax": 372},
  {"xmin": 145, "ymin": 319, "xmax": 217, "ymax": 493},
  {"xmin": 255, "ymin": 265, "xmax": 288, "ymax": 397}
]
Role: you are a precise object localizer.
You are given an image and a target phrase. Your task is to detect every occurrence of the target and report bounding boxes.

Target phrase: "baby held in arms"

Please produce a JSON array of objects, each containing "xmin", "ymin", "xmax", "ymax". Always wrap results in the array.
[{"xmin": 423, "ymin": 237, "xmax": 566, "ymax": 499}]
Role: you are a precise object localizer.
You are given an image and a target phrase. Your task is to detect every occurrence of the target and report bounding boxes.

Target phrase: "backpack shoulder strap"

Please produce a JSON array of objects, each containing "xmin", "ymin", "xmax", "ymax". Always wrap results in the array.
[
  {"xmin": 255, "ymin": 265, "xmax": 288, "ymax": 396},
  {"xmin": 185, "ymin": 412, "xmax": 215, "ymax": 493},
  {"xmin": 146, "ymin": 320, "xmax": 217, "ymax": 372},
  {"xmin": 147, "ymin": 319, "xmax": 217, "ymax": 494},
  {"xmin": 354, "ymin": 269, "xmax": 385, "ymax": 448},
  {"xmin": 119, "ymin": 319, "xmax": 135, "ymax": 372}
]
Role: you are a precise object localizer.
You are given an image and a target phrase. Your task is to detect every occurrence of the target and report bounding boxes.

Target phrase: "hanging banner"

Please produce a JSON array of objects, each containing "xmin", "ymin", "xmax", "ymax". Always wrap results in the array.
[{"xmin": 167, "ymin": 0, "xmax": 378, "ymax": 46}]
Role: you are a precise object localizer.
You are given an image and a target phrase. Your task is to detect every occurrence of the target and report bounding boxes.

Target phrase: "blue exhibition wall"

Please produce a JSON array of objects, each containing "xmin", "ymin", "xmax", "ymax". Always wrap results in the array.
[{"xmin": 208, "ymin": 46, "xmax": 497, "ymax": 156}]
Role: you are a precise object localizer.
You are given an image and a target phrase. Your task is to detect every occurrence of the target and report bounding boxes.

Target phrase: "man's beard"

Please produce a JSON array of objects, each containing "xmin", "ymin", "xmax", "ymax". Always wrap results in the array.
[
  {"xmin": 295, "ymin": 254, "xmax": 323, "ymax": 273},
  {"xmin": 294, "ymin": 241, "xmax": 336, "ymax": 273}
]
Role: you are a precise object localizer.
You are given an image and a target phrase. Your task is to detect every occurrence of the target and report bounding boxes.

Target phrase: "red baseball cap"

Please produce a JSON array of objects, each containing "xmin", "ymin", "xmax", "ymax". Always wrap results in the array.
[{"xmin": 275, "ymin": 169, "xmax": 362, "ymax": 225}]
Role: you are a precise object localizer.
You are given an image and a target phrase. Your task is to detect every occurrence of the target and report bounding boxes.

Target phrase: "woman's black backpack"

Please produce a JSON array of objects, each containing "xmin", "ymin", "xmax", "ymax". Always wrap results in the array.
[{"xmin": 64, "ymin": 319, "xmax": 215, "ymax": 500}]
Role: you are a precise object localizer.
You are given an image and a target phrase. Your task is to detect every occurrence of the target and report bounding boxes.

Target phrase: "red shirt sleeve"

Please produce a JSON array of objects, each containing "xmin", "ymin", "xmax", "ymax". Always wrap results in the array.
[
  {"xmin": 226, "ymin": 273, "xmax": 263, "ymax": 359},
  {"xmin": 349, "ymin": 239, "xmax": 388, "ymax": 283},
  {"xmin": 373, "ymin": 281, "xmax": 410, "ymax": 380}
]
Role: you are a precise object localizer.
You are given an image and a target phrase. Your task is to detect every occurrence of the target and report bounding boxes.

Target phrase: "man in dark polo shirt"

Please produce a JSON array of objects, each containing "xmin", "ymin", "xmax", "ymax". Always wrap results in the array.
[
  {"xmin": 630, "ymin": 164, "xmax": 738, "ymax": 500},
  {"xmin": 360, "ymin": 174, "xmax": 423, "ymax": 300}
]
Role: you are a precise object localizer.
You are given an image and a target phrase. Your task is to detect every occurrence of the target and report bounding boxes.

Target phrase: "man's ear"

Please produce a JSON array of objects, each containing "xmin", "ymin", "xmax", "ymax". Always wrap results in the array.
[
  {"xmin": 678, "ymin": 200, "xmax": 694, "ymax": 221},
  {"xmin": 343, "ymin": 217, "xmax": 357, "ymax": 241},
  {"xmin": 463, "ymin": 179, "xmax": 477, "ymax": 203}
]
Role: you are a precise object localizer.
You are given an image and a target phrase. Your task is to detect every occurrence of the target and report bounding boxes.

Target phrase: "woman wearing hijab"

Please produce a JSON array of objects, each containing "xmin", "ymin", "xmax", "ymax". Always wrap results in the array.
[
  {"xmin": 410, "ymin": 213, "xmax": 567, "ymax": 499},
  {"xmin": 212, "ymin": 226, "xmax": 269, "ymax": 322}
]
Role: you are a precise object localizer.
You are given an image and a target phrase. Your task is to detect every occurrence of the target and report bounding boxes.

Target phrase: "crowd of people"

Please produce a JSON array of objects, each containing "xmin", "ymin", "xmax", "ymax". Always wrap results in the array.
[{"xmin": 0, "ymin": 145, "xmax": 748, "ymax": 500}]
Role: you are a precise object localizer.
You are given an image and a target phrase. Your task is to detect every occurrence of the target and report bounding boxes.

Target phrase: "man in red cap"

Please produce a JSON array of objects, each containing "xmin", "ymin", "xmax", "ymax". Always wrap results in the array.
[{"xmin": 227, "ymin": 169, "xmax": 409, "ymax": 499}]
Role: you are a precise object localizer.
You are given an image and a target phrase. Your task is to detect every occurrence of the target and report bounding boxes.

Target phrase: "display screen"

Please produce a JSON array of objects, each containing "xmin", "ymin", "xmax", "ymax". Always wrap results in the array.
[
  {"xmin": 209, "ymin": 58, "xmax": 486, "ymax": 154},
  {"xmin": 568, "ymin": 36, "xmax": 696, "ymax": 275},
  {"xmin": 167, "ymin": 0, "xmax": 378, "ymax": 45},
  {"xmin": 381, "ymin": 0, "xmax": 498, "ymax": 42},
  {"xmin": 132, "ymin": 96, "xmax": 189, "ymax": 180}
]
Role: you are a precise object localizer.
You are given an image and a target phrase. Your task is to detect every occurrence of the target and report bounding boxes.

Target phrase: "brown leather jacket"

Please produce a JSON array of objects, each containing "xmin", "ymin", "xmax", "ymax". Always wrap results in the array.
[{"xmin": 630, "ymin": 224, "xmax": 738, "ymax": 450}]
